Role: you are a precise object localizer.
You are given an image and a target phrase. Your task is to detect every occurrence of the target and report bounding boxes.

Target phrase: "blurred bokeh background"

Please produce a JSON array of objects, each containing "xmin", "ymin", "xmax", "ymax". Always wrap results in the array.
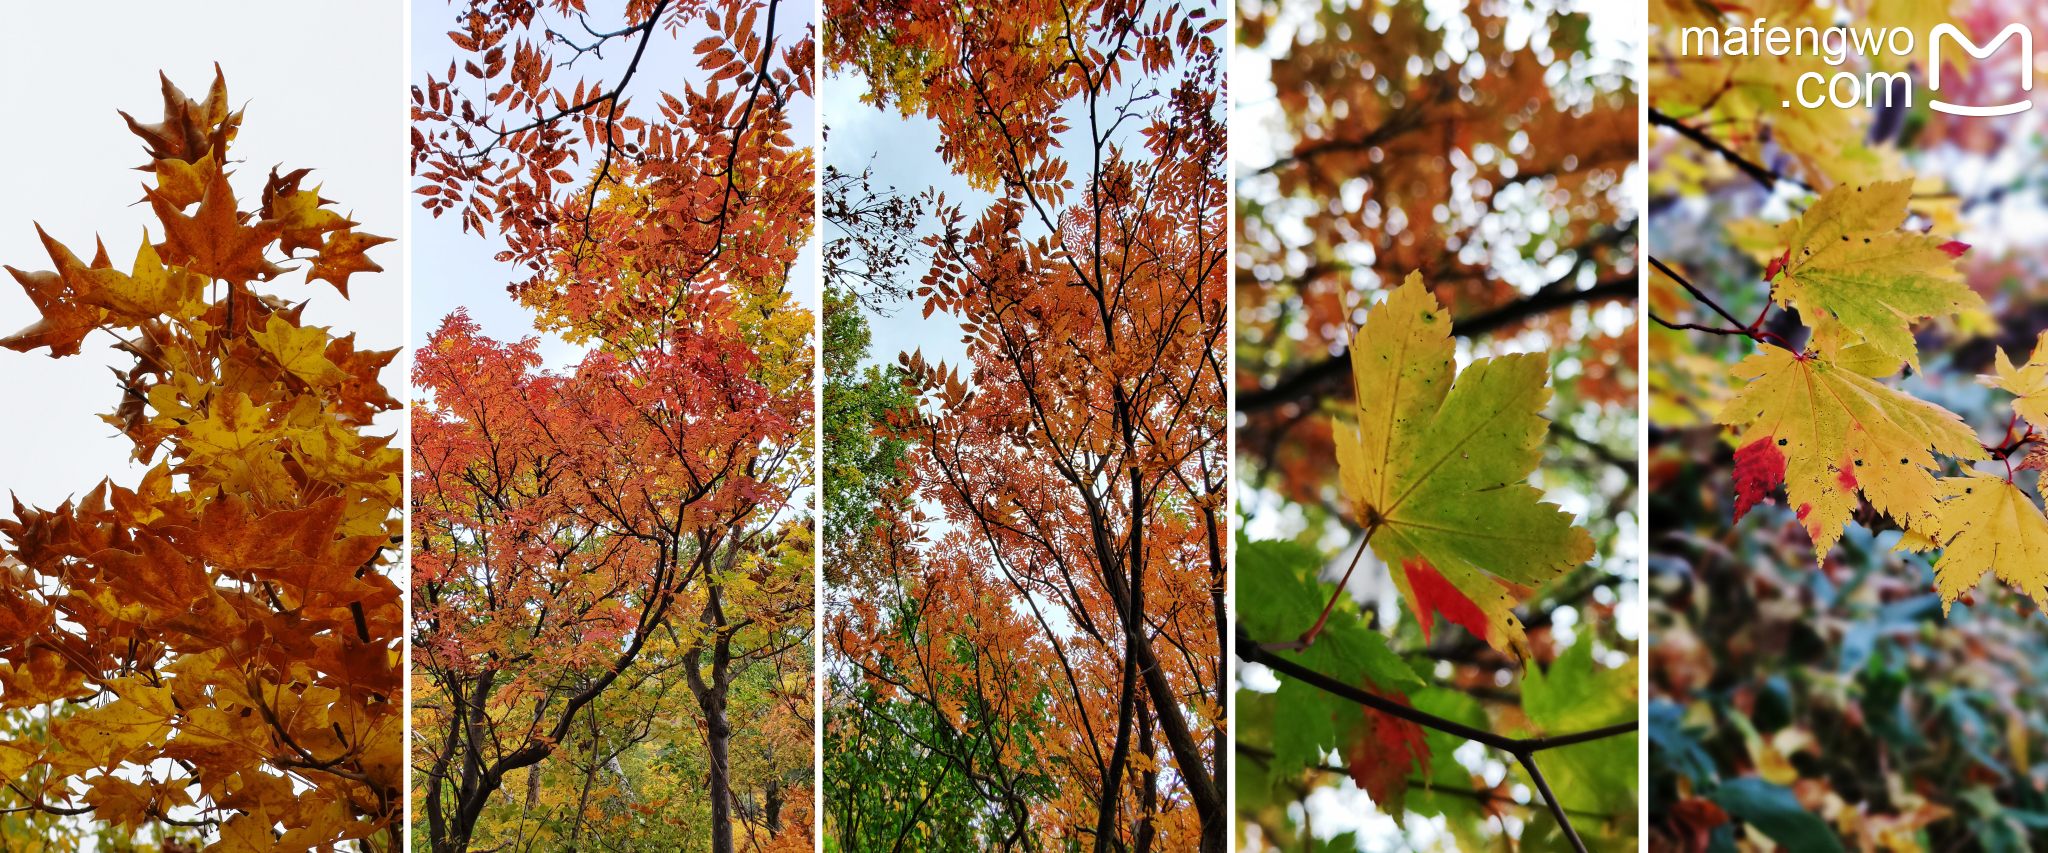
[{"xmin": 1647, "ymin": 0, "xmax": 2048, "ymax": 849}]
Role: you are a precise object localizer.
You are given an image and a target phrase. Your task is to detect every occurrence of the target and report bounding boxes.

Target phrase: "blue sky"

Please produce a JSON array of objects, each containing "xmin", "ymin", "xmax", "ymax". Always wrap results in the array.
[{"xmin": 821, "ymin": 72, "xmax": 984, "ymax": 374}]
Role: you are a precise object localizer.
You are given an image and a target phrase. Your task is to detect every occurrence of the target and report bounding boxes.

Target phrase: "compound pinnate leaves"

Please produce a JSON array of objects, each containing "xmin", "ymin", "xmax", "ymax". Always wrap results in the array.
[
  {"xmin": 1978, "ymin": 331, "xmax": 2048, "ymax": 432},
  {"xmin": 1719, "ymin": 344, "xmax": 1983, "ymax": 560},
  {"xmin": 1769, "ymin": 179, "xmax": 1978, "ymax": 372},
  {"xmin": 1334, "ymin": 272, "xmax": 1594, "ymax": 662},
  {"xmin": 1928, "ymin": 472, "xmax": 2048, "ymax": 615}
]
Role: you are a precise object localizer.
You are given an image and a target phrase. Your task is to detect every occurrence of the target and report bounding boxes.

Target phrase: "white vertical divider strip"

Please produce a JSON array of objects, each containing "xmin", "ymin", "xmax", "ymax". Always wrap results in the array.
[
  {"xmin": 812, "ymin": 0, "xmax": 828, "ymax": 846},
  {"xmin": 1636, "ymin": 8, "xmax": 1652, "ymax": 847},
  {"xmin": 1224, "ymin": 0, "xmax": 1239, "ymax": 842},
  {"xmin": 401, "ymin": 0, "xmax": 415, "ymax": 848}
]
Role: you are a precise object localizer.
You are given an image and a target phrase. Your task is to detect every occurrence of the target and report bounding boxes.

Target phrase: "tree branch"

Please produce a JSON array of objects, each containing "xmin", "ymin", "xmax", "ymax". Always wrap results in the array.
[
  {"xmin": 1233, "ymin": 742, "xmax": 1613, "ymax": 820},
  {"xmin": 1649, "ymin": 108, "xmax": 1810, "ymax": 192},
  {"xmin": 1236, "ymin": 276, "xmax": 1636, "ymax": 413},
  {"xmin": 1237, "ymin": 624, "xmax": 1635, "ymax": 853}
]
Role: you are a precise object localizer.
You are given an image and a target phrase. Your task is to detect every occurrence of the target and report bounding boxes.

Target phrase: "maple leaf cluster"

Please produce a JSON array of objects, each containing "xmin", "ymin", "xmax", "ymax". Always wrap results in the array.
[
  {"xmin": 413, "ymin": 0, "xmax": 816, "ymax": 348},
  {"xmin": 1237, "ymin": 0, "xmax": 1639, "ymax": 517},
  {"xmin": 1691, "ymin": 178, "xmax": 2048, "ymax": 615},
  {"xmin": 0, "ymin": 69, "xmax": 399, "ymax": 849}
]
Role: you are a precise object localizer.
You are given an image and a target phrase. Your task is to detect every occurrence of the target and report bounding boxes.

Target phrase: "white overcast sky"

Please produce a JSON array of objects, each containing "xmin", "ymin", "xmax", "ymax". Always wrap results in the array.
[{"xmin": 0, "ymin": 2, "xmax": 405, "ymax": 511}]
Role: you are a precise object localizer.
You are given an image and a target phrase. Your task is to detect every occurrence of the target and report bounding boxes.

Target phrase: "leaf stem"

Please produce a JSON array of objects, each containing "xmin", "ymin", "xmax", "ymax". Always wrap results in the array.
[
  {"xmin": 1649, "ymin": 256, "xmax": 1797, "ymax": 349},
  {"xmin": 1290, "ymin": 526, "xmax": 1375, "ymax": 650}
]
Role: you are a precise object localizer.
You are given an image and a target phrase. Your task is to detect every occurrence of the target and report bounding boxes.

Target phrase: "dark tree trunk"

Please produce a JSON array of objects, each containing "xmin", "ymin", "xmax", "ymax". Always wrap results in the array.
[{"xmin": 703, "ymin": 685, "xmax": 734, "ymax": 853}]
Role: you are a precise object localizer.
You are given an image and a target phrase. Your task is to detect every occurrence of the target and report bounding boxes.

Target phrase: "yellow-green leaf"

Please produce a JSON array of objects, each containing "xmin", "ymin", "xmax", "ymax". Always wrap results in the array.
[
  {"xmin": 1769, "ymin": 179, "xmax": 1978, "ymax": 371},
  {"xmin": 1334, "ymin": 272, "xmax": 1594, "ymax": 663},
  {"xmin": 1718, "ymin": 344, "xmax": 1983, "ymax": 560}
]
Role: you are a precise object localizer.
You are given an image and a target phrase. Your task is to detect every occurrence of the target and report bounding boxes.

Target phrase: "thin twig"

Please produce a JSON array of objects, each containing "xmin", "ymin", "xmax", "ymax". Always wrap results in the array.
[
  {"xmin": 1649, "ymin": 257, "xmax": 1797, "ymax": 349},
  {"xmin": 1647, "ymin": 256, "xmax": 1745, "ymax": 329},
  {"xmin": 1237, "ymin": 276, "xmax": 1635, "ymax": 413},
  {"xmin": 1234, "ymin": 742, "xmax": 1614, "ymax": 820},
  {"xmin": 1237, "ymin": 625, "xmax": 1635, "ymax": 853}
]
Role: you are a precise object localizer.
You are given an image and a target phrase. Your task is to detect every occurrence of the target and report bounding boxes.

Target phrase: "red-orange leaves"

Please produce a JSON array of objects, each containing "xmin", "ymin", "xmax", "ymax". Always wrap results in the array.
[
  {"xmin": 826, "ymin": 0, "xmax": 1226, "ymax": 847},
  {"xmin": 1347, "ymin": 680, "xmax": 1434, "ymax": 816},
  {"xmin": 118, "ymin": 67, "xmax": 239, "ymax": 166},
  {"xmin": 307, "ymin": 228, "xmax": 393, "ymax": 297},
  {"xmin": 413, "ymin": 295, "xmax": 813, "ymax": 851},
  {"xmin": 92, "ymin": 531, "xmax": 211, "ymax": 622},
  {"xmin": 0, "ymin": 264, "xmax": 105, "ymax": 356},
  {"xmin": 1401, "ymin": 556, "xmax": 1530, "ymax": 649}
]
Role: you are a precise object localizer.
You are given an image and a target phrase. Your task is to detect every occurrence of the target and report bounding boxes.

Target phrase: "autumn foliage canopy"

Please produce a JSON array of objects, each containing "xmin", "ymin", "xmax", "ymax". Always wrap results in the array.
[
  {"xmin": 0, "ymin": 69, "xmax": 401, "ymax": 850},
  {"xmin": 409, "ymin": 1, "xmax": 816, "ymax": 852},
  {"xmin": 823, "ymin": 0, "xmax": 1228, "ymax": 850}
]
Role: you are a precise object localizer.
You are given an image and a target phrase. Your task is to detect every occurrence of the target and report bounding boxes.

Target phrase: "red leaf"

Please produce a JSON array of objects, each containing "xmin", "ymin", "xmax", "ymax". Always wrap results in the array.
[
  {"xmin": 1938, "ymin": 240, "xmax": 1970, "ymax": 259},
  {"xmin": 1732, "ymin": 436, "xmax": 1787, "ymax": 522},
  {"xmin": 1345, "ymin": 678, "xmax": 1432, "ymax": 814},
  {"xmin": 1401, "ymin": 557, "xmax": 1490, "ymax": 644}
]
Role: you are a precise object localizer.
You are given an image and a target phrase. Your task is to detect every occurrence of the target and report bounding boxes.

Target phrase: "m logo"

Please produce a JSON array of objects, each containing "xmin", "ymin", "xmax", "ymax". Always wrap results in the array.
[{"xmin": 1928, "ymin": 23, "xmax": 2033, "ymax": 116}]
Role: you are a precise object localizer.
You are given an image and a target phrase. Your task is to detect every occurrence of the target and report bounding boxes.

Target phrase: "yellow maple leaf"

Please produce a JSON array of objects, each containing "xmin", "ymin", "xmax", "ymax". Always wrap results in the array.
[
  {"xmin": 54, "ymin": 693, "xmax": 173, "ymax": 768},
  {"xmin": 1928, "ymin": 472, "xmax": 2048, "ymax": 614},
  {"xmin": 82, "ymin": 774, "xmax": 156, "ymax": 831},
  {"xmin": 1718, "ymin": 344, "xmax": 1983, "ymax": 559},
  {"xmin": 1978, "ymin": 330, "xmax": 2048, "ymax": 432},
  {"xmin": 253, "ymin": 314, "xmax": 352, "ymax": 387},
  {"xmin": 181, "ymin": 391, "xmax": 276, "ymax": 467},
  {"xmin": 268, "ymin": 181, "xmax": 353, "ymax": 255},
  {"xmin": 150, "ymin": 152, "xmax": 218, "ymax": 210}
]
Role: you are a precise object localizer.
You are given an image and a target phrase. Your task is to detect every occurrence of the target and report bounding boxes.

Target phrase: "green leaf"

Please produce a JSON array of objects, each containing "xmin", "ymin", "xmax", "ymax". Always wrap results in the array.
[
  {"xmin": 1709, "ymin": 777, "xmax": 1843, "ymax": 852},
  {"xmin": 1236, "ymin": 535, "xmax": 1423, "ymax": 693},
  {"xmin": 1523, "ymin": 638, "xmax": 1635, "ymax": 733}
]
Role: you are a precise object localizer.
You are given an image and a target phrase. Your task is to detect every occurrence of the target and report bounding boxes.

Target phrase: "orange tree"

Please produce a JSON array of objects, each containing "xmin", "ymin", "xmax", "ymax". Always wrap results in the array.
[
  {"xmin": 823, "ymin": 0, "xmax": 1228, "ymax": 850},
  {"xmin": 0, "ymin": 70, "xmax": 400, "ymax": 850},
  {"xmin": 409, "ymin": 1, "xmax": 816, "ymax": 852},
  {"xmin": 1233, "ymin": 0, "xmax": 1641, "ymax": 851}
]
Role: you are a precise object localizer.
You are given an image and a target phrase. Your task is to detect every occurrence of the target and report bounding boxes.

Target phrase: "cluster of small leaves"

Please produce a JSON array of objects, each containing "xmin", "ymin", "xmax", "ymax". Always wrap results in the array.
[
  {"xmin": 412, "ymin": 0, "xmax": 816, "ymax": 328},
  {"xmin": 0, "ymin": 69, "xmax": 399, "ymax": 850}
]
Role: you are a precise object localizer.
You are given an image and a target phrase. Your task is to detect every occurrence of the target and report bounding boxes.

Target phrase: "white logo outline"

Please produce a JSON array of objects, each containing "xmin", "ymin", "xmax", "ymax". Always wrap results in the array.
[{"xmin": 1927, "ymin": 23, "xmax": 2034, "ymax": 116}]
